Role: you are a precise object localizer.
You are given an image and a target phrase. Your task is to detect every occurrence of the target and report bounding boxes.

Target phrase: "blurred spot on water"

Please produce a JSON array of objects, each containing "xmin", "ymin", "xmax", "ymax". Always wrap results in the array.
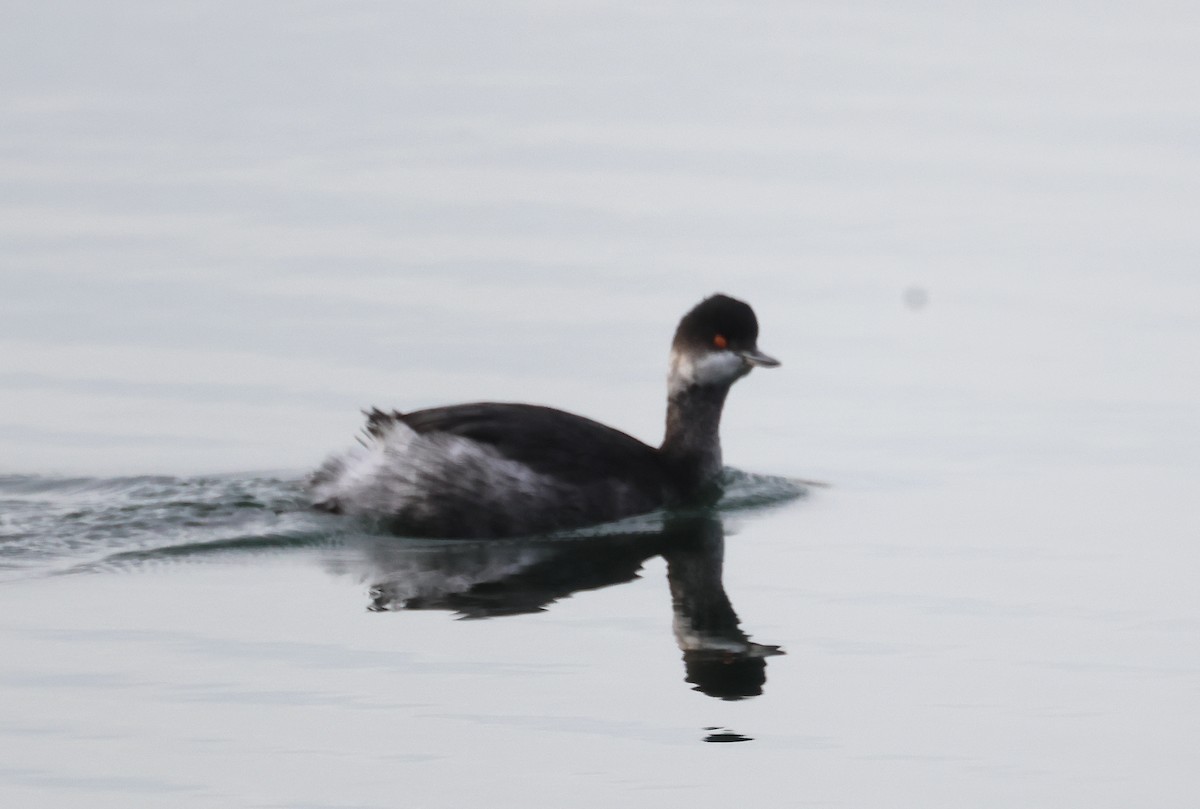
[{"xmin": 903, "ymin": 285, "xmax": 929, "ymax": 311}]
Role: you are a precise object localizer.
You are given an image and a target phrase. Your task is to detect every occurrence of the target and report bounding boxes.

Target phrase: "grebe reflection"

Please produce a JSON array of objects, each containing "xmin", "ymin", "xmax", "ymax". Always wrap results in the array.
[
  {"xmin": 662, "ymin": 516, "xmax": 782, "ymax": 700},
  {"xmin": 325, "ymin": 513, "xmax": 782, "ymax": 700}
]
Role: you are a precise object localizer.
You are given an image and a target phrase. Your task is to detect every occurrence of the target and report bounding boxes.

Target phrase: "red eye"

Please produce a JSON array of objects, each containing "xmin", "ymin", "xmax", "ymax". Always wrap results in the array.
[{"xmin": 713, "ymin": 334, "xmax": 727, "ymax": 349}]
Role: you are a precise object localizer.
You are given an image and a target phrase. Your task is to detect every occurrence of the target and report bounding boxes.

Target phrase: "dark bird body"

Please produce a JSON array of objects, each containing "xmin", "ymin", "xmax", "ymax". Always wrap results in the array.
[{"xmin": 308, "ymin": 294, "xmax": 778, "ymax": 538}]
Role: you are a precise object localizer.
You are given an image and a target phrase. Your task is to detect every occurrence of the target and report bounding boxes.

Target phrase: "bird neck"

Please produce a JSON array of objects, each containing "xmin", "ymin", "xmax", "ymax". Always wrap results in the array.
[{"xmin": 660, "ymin": 382, "xmax": 730, "ymax": 500}]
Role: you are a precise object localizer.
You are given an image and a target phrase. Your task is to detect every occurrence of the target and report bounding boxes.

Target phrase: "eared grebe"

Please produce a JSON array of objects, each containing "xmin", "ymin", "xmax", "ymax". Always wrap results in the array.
[{"xmin": 308, "ymin": 293, "xmax": 779, "ymax": 538}]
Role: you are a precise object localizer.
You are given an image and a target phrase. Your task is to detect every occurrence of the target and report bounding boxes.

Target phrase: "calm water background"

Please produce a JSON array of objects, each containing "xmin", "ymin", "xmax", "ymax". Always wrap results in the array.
[{"xmin": 2, "ymin": 1, "xmax": 1199, "ymax": 807}]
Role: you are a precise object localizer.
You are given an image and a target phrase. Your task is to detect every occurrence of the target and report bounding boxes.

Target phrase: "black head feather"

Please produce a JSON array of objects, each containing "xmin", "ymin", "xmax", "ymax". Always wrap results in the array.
[{"xmin": 672, "ymin": 294, "xmax": 760, "ymax": 353}]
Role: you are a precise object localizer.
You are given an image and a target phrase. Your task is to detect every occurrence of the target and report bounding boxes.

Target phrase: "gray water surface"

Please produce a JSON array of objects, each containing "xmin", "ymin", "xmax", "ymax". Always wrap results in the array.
[{"xmin": 3, "ymin": 1, "xmax": 1200, "ymax": 807}]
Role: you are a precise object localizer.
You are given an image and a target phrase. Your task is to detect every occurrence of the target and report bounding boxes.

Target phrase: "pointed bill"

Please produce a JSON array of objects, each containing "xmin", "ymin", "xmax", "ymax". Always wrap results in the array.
[{"xmin": 739, "ymin": 347, "xmax": 780, "ymax": 368}]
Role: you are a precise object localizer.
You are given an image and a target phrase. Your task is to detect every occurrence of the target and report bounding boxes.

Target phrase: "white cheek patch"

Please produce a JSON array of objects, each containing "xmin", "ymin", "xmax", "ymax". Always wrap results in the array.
[{"xmin": 669, "ymin": 349, "xmax": 746, "ymax": 392}]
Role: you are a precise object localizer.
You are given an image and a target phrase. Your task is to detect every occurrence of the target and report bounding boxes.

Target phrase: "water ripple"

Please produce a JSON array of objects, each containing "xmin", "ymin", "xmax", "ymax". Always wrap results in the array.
[{"xmin": 0, "ymin": 468, "xmax": 805, "ymax": 580}]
